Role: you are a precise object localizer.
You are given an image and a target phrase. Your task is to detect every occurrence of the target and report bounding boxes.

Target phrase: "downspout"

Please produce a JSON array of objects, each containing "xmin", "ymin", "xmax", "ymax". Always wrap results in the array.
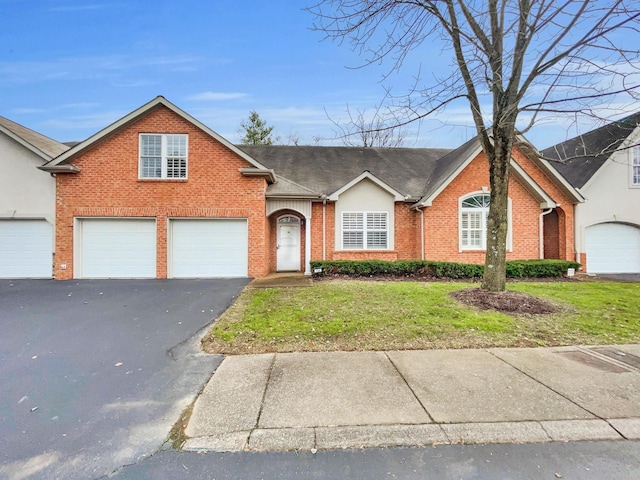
[
  {"xmin": 420, "ymin": 208, "xmax": 425, "ymax": 261},
  {"xmin": 321, "ymin": 195, "xmax": 327, "ymax": 261},
  {"xmin": 539, "ymin": 208, "xmax": 553, "ymax": 259},
  {"xmin": 412, "ymin": 204, "xmax": 425, "ymax": 261}
]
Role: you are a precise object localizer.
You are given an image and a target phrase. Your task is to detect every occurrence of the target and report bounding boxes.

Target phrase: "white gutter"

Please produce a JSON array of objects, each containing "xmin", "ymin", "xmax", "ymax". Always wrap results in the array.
[
  {"xmin": 322, "ymin": 195, "xmax": 327, "ymax": 261},
  {"xmin": 539, "ymin": 208, "xmax": 554, "ymax": 259},
  {"xmin": 420, "ymin": 208, "xmax": 425, "ymax": 260}
]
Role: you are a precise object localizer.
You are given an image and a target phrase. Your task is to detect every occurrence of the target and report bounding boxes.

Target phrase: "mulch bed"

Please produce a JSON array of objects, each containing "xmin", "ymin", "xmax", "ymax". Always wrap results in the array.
[{"xmin": 450, "ymin": 288, "xmax": 562, "ymax": 315}]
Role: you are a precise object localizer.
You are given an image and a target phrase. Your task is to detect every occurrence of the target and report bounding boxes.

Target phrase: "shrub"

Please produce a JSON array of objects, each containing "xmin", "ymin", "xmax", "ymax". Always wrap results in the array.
[{"xmin": 309, "ymin": 259, "xmax": 580, "ymax": 279}]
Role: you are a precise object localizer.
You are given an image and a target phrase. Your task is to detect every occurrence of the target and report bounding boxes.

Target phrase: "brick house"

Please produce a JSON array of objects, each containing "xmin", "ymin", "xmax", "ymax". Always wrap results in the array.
[
  {"xmin": 544, "ymin": 112, "xmax": 640, "ymax": 274},
  {"xmin": 40, "ymin": 96, "xmax": 582, "ymax": 279}
]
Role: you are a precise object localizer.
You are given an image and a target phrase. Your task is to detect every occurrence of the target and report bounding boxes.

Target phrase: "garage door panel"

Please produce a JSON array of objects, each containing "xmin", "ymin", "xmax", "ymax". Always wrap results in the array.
[
  {"xmin": 171, "ymin": 219, "xmax": 247, "ymax": 278},
  {"xmin": 586, "ymin": 223, "xmax": 640, "ymax": 274},
  {"xmin": 0, "ymin": 220, "xmax": 52, "ymax": 278},
  {"xmin": 81, "ymin": 219, "xmax": 156, "ymax": 278}
]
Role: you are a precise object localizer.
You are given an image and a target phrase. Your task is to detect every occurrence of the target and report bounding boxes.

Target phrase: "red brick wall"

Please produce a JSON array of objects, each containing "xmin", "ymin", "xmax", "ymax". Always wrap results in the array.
[
  {"xmin": 422, "ymin": 149, "xmax": 576, "ymax": 263},
  {"xmin": 54, "ymin": 105, "xmax": 268, "ymax": 279}
]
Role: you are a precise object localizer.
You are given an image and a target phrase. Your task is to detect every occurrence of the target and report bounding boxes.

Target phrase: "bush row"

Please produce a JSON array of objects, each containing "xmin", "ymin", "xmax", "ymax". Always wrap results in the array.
[{"xmin": 309, "ymin": 259, "xmax": 580, "ymax": 279}]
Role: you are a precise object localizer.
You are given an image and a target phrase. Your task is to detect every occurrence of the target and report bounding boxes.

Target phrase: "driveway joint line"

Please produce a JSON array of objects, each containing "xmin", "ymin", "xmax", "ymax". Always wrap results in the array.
[
  {"xmin": 384, "ymin": 352, "xmax": 436, "ymax": 423},
  {"xmin": 487, "ymin": 349, "xmax": 602, "ymax": 420},
  {"xmin": 606, "ymin": 420, "xmax": 630, "ymax": 440},
  {"xmin": 254, "ymin": 353, "xmax": 277, "ymax": 430}
]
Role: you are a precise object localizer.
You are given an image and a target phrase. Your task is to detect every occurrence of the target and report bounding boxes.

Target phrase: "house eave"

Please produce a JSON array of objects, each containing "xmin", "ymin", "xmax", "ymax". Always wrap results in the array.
[
  {"xmin": 37, "ymin": 164, "xmax": 80, "ymax": 173},
  {"xmin": 239, "ymin": 167, "xmax": 276, "ymax": 183},
  {"xmin": 266, "ymin": 193, "xmax": 322, "ymax": 200}
]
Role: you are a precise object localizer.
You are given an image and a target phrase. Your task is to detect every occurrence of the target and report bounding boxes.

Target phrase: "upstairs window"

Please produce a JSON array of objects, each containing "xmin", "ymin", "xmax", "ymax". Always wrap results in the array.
[
  {"xmin": 460, "ymin": 194, "xmax": 490, "ymax": 250},
  {"xmin": 342, "ymin": 212, "xmax": 388, "ymax": 249},
  {"xmin": 139, "ymin": 134, "xmax": 188, "ymax": 179},
  {"xmin": 633, "ymin": 147, "xmax": 640, "ymax": 186}
]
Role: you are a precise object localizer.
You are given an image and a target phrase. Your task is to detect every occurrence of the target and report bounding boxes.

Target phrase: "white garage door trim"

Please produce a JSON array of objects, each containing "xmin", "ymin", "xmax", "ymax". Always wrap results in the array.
[
  {"xmin": 0, "ymin": 219, "xmax": 53, "ymax": 278},
  {"xmin": 585, "ymin": 222, "xmax": 640, "ymax": 274},
  {"xmin": 77, "ymin": 218, "xmax": 156, "ymax": 278},
  {"xmin": 169, "ymin": 218, "xmax": 248, "ymax": 278}
]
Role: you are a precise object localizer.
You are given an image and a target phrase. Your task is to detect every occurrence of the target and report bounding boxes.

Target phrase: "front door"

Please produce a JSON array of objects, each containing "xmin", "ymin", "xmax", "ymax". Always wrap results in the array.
[{"xmin": 277, "ymin": 216, "xmax": 301, "ymax": 271}]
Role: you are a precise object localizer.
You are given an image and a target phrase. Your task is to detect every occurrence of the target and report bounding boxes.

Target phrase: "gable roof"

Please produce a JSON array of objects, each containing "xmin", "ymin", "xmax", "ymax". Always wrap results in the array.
[
  {"xmin": 0, "ymin": 116, "xmax": 69, "ymax": 160},
  {"xmin": 416, "ymin": 137, "xmax": 482, "ymax": 206},
  {"xmin": 541, "ymin": 112, "xmax": 640, "ymax": 188},
  {"xmin": 40, "ymin": 96, "xmax": 273, "ymax": 178},
  {"xmin": 245, "ymin": 137, "xmax": 582, "ymax": 206},
  {"xmin": 238, "ymin": 145, "xmax": 452, "ymax": 200},
  {"xmin": 327, "ymin": 171, "xmax": 406, "ymax": 201}
]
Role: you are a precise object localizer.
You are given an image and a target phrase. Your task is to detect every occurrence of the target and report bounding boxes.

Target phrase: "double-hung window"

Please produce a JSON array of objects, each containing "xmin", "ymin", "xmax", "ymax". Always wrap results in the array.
[
  {"xmin": 632, "ymin": 146, "xmax": 640, "ymax": 186},
  {"xmin": 460, "ymin": 194, "xmax": 490, "ymax": 250},
  {"xmin": 342, "ymin": 212, "xmax": 388, "ymax": 249},
  {"xmin": 139, "ymin": 134, "xmax": 188, "ymax": 179}
]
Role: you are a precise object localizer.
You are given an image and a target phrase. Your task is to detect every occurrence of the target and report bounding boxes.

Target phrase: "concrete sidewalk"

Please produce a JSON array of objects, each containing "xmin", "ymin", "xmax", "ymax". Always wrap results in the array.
[{"xmin": 183, "ymin": 345, "xmax": 640, "ymax": 452}]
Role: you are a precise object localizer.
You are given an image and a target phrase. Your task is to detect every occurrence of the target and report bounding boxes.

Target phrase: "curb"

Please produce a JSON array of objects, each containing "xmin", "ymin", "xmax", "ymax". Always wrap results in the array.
[{"xmin": 182, "ymin": 418, "xmax": 640, "ymax": 453}]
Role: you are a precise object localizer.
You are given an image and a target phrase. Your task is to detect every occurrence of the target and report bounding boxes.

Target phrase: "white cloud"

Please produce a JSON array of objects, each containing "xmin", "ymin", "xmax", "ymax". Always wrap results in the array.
[
  {"xmin": 187, "ymin": 91, "xmax": 248, "ymax": 101},
  {"xmin": 47, "ymin": 4, "xmax": 116, "ymax": 12}
]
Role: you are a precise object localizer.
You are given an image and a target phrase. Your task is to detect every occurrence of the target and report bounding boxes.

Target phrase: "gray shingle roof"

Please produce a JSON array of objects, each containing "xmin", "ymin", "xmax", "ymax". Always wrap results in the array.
[
  {"xmin": 541, "ymin": 112, "xmax": 640, "ymax": 188},
  {"xmin": 237, "ymin": 145, "xmax": 452, "ymax": 199},
  {"xmin": 0, "ymin": 116, "xmax": 69, "ymax": 159}
]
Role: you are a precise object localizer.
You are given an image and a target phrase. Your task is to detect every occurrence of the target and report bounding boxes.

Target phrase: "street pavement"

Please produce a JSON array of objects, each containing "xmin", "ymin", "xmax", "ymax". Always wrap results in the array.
[{"xmin": 184, "ymin": 345, "xmax": 640, "ymax": 452}]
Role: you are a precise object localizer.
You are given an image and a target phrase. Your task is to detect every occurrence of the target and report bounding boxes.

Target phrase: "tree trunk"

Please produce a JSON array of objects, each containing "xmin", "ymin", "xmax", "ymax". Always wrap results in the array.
[{"xmin": 481, "ymin": 131, "xmax": 512, "ymax": 292}]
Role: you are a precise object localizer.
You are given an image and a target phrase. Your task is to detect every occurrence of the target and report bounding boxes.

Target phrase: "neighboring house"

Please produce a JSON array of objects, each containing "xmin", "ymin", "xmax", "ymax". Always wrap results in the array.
[
  {"xmin": 41, "ymin": 96, "xmax": 582, "ymax": 279},
  {"xmin": 543, "ymin": 113, "xmax": 640, "ymax": 274},
  {"xmin": 0, "ymin": 116, "xmax": 69, "ymax": 278}
]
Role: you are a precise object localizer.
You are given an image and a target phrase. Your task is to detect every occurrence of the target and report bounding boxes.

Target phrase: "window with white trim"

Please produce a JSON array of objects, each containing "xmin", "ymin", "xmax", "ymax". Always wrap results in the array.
[
  {"xmin": 460, "ymin": 194, "xmax": 490, "ymax": 250},
  {"xmin": 139, "ymin": 134, "xmax": 188, "ymax": 179},
  {"xmin": 632, "ymin": 146, "xmax": 640, "ymax": 186},
  {"xmin": 342, "ymin": 212, "xmax": 388, "ymax": 249}
]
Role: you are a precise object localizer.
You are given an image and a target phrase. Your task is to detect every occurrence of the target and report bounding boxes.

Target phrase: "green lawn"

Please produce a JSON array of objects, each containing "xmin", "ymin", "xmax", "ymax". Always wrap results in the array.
[{"xmin": 202, "ymin": 280, "xmax": 640, "ymax": 354}]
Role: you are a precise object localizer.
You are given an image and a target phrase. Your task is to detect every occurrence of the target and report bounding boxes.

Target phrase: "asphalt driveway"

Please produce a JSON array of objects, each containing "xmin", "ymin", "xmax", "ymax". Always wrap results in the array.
[{"xmin": 0, "ymin": 278, "xmax": 249, "ymax": 480}]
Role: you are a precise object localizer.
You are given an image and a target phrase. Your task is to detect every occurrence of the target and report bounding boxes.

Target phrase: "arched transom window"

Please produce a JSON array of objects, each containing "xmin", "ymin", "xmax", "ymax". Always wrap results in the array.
[{"xmin": 460, "ymin": 194, "xmax": 491, "ymax": 250}]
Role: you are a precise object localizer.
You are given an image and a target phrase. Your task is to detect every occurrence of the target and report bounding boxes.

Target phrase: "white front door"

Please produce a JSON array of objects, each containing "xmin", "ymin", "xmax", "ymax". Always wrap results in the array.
[{"xmin": 277, "ymin": 216, "xmax": 300, "ymax": 271}]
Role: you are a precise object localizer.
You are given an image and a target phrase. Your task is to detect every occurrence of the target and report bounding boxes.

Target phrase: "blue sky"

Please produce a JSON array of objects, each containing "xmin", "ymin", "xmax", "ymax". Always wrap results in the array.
[{"xmin": 1, "ymin": 1, "xmax": 638, "ymax": 149}]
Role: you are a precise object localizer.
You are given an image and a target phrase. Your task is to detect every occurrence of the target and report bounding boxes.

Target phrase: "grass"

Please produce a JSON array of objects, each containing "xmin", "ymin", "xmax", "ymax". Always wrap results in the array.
[{"xmin": 201, "ymin": 279, "xmax": 640, "ymax": 354}]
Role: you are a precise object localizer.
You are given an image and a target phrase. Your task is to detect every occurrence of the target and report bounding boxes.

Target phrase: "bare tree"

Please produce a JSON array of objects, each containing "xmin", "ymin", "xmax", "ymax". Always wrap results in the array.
[
  {"xmin": 310, "ymin": 0, "xmax": 640, "ymax": 291},
  {"xmin": 330, "ymin": 101, "xmax": 406, "ymax": 147}
]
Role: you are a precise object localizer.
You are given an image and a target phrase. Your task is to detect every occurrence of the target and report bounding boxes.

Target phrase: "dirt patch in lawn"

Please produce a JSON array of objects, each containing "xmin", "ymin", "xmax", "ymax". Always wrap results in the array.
[{"xmin": 451, "ymin": 288, "xmax": 562, "ymax": 315}]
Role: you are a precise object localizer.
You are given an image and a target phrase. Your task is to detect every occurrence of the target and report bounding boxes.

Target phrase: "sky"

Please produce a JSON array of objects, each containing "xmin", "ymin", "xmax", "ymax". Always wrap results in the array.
[{"xmin": 1, "ymin": 0, "xmax": 638, "ymax": 149}]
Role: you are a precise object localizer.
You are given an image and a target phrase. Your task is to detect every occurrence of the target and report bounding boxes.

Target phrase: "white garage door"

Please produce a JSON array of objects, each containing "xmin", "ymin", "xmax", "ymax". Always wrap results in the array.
[
  {"xmin": 586, "ymin": 223, "xmax": 640, "ymax": 274},
  {"xmin": 171, "ymin": 219, "xmax": 248, "ymax": 277},
  {"xmin": 0, "ymin": 220, "xmax": 52, "ymax": 278},
  {"xmin": 80, "ymin": 219, "xmax": 156, "ymax": 278}
]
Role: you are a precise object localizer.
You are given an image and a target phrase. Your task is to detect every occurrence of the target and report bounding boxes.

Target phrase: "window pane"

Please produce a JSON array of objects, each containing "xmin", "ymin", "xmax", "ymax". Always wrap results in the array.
[
  {"xmin": 367, "ymin": 231, "xmax": 387, "ymax": 249},
  {"xmin": 461, "ymin": 212, "xmax": 483, "ymax": 247},
  {"xmin": 141, "ymin": 157, "xmax": 161, "ymax": 178},
  {"xmin": 462, "ymin": 194, "xmax": 490, "ymax": 208},
  {"xmin": 141, "ymin": 135, "xmax": 161, "ymax": 155},
  {"xmin": 167, "ymin": 135, "xmax": 187, "ymax": 156},
  {"xmin": 343, "ymin": 231, "xmax": 364, "ymax": 249},
  {"xmin": 343, "ymin": 212, "xmax": 363, "ymax": 230},
  {"xmin": 367, "ymin": 212, "xmax": 387, "ymax": 230},
  {"xmin": 167, "ymin": 157, "xmax": 187, "ymax": 178}
]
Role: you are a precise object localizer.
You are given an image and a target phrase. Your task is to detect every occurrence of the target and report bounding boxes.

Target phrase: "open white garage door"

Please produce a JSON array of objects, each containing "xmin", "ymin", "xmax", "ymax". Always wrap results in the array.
[
  {"xmin": 585, "ymin": 222, "xmax": 640, "ymax": 274},
  {"xmin": 170, "ymin": 219, "xmax": 248, "ymax": 277},
  {"xmin": 79, "ymin": 218, "xmax": 156, "ymax": 278},
  {"xmin": 0, "ymin": 220, "xmax": 52, "ymax": 278}
]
